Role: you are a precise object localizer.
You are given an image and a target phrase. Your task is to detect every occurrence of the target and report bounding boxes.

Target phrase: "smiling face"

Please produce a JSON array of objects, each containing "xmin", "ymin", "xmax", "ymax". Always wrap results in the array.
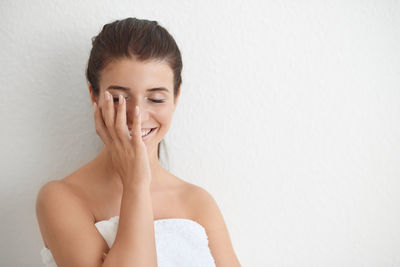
[{"xmin": 89, "ymin": 57, "xmax": 180, "ymax": 158}]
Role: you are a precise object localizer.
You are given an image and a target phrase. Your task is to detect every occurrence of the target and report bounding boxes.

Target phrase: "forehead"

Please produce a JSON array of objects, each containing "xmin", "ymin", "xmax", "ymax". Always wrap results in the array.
[{"xmin": 99, "ymin": 57, "xmax": 173, "ymax": 92}]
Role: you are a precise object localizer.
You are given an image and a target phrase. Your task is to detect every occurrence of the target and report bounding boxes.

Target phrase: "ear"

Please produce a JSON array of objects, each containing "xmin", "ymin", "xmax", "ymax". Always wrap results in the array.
[
  {"xmin": 173, "ymin": 87, "xmax": 181, "ymax": 112},
  {"xmin": 88, "ymin": 84, "xmax": 97, "ymax": 104}
]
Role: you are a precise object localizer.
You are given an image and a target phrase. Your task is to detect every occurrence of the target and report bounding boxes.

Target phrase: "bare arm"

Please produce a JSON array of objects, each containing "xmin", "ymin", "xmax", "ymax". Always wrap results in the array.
[
  {"xmin": 102, "ymin": 184, "xmax": 157, "ymax": 267},
  {"xmin": 36, "ymin": 93, "xmax": 159, "ymax": 266},
  {"xmin": 95, "ymin": 92, "xmax": 158, "ymax": 266},
  {"xmin": 36, "ymin": 181, "xmax": 158, "ymax": 267},
  {"xmin": 191, "ymin": 186, "xmax": 241, "ymax": 266}
]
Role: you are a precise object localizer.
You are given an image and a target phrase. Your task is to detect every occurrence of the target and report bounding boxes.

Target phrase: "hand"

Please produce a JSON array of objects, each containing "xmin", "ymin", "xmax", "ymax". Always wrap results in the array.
[{"xmin": 93, "ymin": 91, "xmax": 152, "ymax": 188}]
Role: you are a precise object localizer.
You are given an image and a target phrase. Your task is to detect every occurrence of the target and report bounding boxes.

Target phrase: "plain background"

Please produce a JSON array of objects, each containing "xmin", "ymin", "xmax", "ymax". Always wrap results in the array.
[{"xmin": 1, "ymin": 0, "xmax": 399, "ymax": 266}]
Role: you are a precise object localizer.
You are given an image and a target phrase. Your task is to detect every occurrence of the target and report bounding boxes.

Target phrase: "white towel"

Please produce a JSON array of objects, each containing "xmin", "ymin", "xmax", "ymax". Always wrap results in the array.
[{"xmin": 40, "ymin": 216, "xmax": 216, "ymax": 267}]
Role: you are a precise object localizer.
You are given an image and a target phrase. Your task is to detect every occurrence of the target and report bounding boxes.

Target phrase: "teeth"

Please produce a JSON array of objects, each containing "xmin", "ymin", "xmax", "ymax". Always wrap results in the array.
[{"xmin": 141, "ymin": 129, "xmax": 152, "ymax": 137}]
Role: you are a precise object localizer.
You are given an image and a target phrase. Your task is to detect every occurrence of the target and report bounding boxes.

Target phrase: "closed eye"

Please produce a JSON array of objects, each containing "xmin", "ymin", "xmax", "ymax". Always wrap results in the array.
[
  {"xmin": 149, "ymin": 99, "xmax": 165, "ymax": 103},
  {"xmin": 112, "ymin": 97, "xmax": 165, "ymax": 103}
]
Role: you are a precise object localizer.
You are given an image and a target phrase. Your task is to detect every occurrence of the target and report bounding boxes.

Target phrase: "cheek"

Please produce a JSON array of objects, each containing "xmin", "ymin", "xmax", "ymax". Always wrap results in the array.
[{"xmin": 156, "ymin": 106, "xmax": 174, "ymax": 124}]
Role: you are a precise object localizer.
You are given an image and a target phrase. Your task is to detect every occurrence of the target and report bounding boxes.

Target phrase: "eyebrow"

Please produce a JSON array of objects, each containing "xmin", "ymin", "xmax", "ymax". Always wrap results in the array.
[{"xmin": 107, "ymin": 85, "xmax": 169, "ymax": 93}]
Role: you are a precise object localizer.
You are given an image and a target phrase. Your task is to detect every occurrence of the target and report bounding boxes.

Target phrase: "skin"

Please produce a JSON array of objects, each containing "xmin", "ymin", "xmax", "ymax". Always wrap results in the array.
[
  {"xmin": 36, "ymin": 56, "xmax": 241, "ymax": 266},
  {"xmin": 89, "ymin": 57, "xmax": 180, "ymax": 191},
  {"xmin": 91, "ymin": 57, "xmax": 241, "ymax": 266}
]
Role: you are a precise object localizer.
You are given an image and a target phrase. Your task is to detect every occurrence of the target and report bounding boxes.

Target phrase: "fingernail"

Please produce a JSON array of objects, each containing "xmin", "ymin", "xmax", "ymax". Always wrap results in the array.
[
  {"xmin": 119, "ymin": 94, "xmax": 123, "ymax": 104},
  {"xmin": 105, "ymin": 91, "xmax": 110, "ymax": 101},
  {"xmin": 135, "ymin": 106, "xmax": 139, "ymax": 116}
]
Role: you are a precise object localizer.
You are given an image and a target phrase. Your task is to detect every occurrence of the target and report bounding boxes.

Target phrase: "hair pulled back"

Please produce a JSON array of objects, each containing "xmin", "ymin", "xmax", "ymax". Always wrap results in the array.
[{"xmin": 85, "ymin": 17, "xmax": 183, "ymax": 162}]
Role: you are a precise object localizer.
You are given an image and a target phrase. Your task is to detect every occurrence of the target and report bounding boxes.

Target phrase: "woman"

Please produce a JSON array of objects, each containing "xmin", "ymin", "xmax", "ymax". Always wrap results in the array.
[{"xmin": 36, "ymin": 17, "xmax": 241, "ymax": 267}]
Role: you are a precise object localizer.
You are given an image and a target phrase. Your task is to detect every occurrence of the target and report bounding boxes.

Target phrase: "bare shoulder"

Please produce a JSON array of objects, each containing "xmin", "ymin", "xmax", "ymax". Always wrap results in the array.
[
  {"xmin": 36, "ymin": 180, "xmax": 108, "ymax": 266},
  {"xmin": 35, "ymin": 180, "xmax": 94, "ymax": 246},
  {"xmin": 182, "ymin": 183, "xmax": 242, "ymax": 266},
  {"xmin": 181, "ymin": 183, "xmax": 224, "ymax": 231},
  {"xmin": 36, "ymin": 180, "xmax": 81, "ymax": 217},
  {"xmin": 36, "ymin": 179, "xmax": 90, "ymax": 215},
  {"xmin": 36, "ymin": 179, "xmax": 78, "ymax": 199}
]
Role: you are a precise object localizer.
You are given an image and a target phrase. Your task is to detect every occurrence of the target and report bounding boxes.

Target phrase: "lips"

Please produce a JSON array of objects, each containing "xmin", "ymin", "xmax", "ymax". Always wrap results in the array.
[
  {"xmin": 128, "ymin": 127, "xmax": 157, "ymax": 138},
  {"xmin": 128, "ymin": 127, "xmax": 157, "ymax": 132}
]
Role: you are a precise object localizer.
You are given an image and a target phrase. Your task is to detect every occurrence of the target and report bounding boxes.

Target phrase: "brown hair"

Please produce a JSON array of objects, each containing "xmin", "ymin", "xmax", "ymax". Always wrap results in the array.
[{"xmin": 85, "ymin": 17, "xmax": 182, "ymax": 162}]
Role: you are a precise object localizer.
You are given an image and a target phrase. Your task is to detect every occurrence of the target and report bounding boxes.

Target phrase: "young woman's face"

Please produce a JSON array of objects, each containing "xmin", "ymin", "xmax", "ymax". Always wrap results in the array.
[{"xmin": 95, "ymin": 57, "xmax": 179, "ymax": 152}]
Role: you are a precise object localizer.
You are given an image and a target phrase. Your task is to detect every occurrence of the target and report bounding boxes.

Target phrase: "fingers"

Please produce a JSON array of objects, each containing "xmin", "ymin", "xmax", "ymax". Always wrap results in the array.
[
  {"xmin": 102, "ymin": 91, "xmax": 122, "ymax": 147},
  {"xmin": 93, "ymin": 102, "xmax": 112, "ymax": 146},
  {"xmin": 130, "ymin": 105, "xmax": 143, "ymax": 146},
  {"xmin": 115, "ymin": 94, "xmax": 131, "ymax": 147}
]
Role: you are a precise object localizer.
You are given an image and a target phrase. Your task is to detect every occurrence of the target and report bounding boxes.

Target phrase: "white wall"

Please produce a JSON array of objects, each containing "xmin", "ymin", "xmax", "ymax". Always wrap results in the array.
[{"xmin": 1, "ymin": 0, "xmax": 399, "ymax": 266}]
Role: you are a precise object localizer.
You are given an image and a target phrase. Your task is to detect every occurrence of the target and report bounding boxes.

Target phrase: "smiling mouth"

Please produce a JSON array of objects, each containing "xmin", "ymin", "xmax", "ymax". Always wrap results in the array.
[{"xmin": 129, "ymin": 127, "xmax": 157, "ymax": 138}]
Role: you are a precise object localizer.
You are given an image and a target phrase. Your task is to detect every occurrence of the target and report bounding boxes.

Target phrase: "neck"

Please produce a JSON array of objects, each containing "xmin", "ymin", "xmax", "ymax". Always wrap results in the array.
[{"xmin": 95, "ymin": 143, "xmax": 166, "ymax": 190}]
